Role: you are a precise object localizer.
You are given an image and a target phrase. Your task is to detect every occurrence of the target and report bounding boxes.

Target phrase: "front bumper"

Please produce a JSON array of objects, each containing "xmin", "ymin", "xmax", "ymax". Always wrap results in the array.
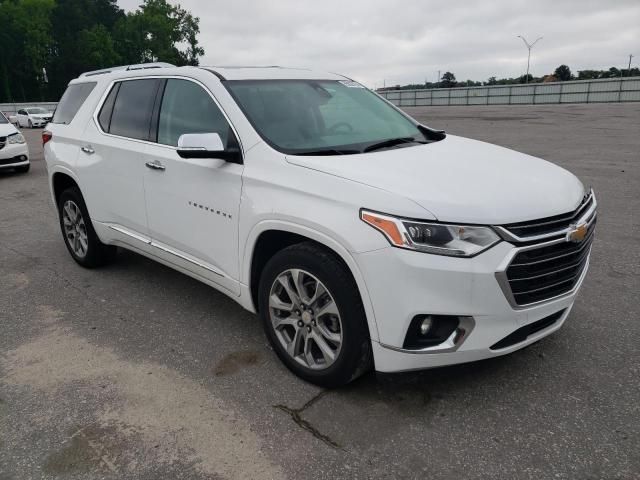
[
  {"xmin": 0, "ymin": 142, "xmax": 29, "ymax": 168},
  {"xmin": 355, "ymin": 242, "xmax": 589, "ymax": 373},
  {"xmin": 29, "ymin": 118, "xmax": 49, "ymax": 127}
]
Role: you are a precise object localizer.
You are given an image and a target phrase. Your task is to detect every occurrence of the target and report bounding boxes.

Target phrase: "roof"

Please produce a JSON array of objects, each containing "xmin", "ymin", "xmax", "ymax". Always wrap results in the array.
[{"xmin": 201, "ymin": 66, "xmax": 348, "ymax": 81}]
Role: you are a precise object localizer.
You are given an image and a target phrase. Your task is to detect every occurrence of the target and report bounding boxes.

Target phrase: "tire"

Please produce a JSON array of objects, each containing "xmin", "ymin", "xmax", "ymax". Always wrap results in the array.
[
  {"xmin": 57, "ymin": 186, "xmax": 116, "ymax": 268},
  {"xmin": 15, "ymin": 164, "xmax": 30, "ymax": 173},
  {"xmin": 258, "ymin": 242, "xmax": 372, "ymax": 387},
  {"xmin": 28, "ymin": 120, "xmax": 33, "ymax": 128}
]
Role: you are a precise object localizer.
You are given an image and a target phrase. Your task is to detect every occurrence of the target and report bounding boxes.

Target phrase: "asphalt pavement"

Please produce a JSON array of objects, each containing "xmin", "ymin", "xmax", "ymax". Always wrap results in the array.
[{"xmin": 1, "ymin": 103, "xmax": 638, "ymax": 479}]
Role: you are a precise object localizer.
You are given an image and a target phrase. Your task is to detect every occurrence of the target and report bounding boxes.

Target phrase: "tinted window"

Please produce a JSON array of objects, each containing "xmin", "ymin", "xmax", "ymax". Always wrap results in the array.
[
  {"xmin": 0, "ymin": 113, "xmax": 8, "ymax": 124},
  {"xmin": 109, "ymin": 79, "xmax": 159, "ymax": 140},
  {"xmin": 52, "ymin": 82, "xmax": 96, "ymax": 124},
  {"xmin": 97, "ymin": 83, "xmax": 119, "ymax": 132},
  {"xmin": 227, "ymin": 80, "xmax": 427, "ymax": 155},
  {"xmin": 157, "ymin": 79, "xmax": 230, "ymax": 147}
]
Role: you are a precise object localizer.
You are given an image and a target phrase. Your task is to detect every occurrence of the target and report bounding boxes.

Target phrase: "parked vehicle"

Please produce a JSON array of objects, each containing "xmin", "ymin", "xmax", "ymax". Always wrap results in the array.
[
  {"xmin": 44, "ymin": 63, "xmax": 596, "ymax": 386},
  {"xmin": 0, "ymin": 111, "xmax": 29, "ymax": 173},
  {"xmin": 2, "ymin": 112, "xmax": 18, "ymax": 125},
  {"xmin": 16, "ymin": 107, "xmax": 52, "ymax": 128}
]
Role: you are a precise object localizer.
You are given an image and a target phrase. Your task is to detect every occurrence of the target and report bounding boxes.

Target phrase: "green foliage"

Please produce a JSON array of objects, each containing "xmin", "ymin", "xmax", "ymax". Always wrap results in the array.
[
  {"xmin": 381, "ymin": 63, "xmax": 640, "ymax": 92},
  {"xmin": 0, "ymin": 0, "xmax": 204, "ymax": 102},
  {"xmin": 554, "ymin": 64, "xmax": 573, "ymax": 81}
]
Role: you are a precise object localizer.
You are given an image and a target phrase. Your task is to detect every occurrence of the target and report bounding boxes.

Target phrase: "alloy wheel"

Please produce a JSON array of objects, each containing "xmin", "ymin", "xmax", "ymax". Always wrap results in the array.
[
  {"xmin": 268, "ymin": 269, "xmax": 343, "ymax": 370},
  {"xmin": 62, "ymin": 200, "xmax": 89, "ymax": 258}
]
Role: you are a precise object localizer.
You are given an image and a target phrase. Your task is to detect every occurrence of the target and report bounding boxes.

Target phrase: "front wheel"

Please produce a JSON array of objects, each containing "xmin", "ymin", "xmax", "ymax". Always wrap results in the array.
[
  {"xmin": 58, "ymin": 187, "xmax": 116, "ymax": 268},
  {"xmin": 15, "ymin": 164, "xmax": 29, "ymax": 173},
  {"xmin": 258, "ymin": 242, "xmax": 372, "ymax": 387},
  {"xmin": 28, "ymin": 120, "xmax": 33, "ymax": 128}
]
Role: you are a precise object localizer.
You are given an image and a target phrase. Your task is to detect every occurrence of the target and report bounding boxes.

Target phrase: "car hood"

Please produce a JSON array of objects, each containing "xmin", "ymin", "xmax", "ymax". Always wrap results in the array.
[
  {"xmin": 31, "ymin": 113, "xmax": 51, "ymax": 119},
  {"xmin": 0, "ymin": 123, "xmax": 18, "ymax": 136},
  {"xmin": 285, "ymin": 135, "xmax": 585, "ymax": 224}
]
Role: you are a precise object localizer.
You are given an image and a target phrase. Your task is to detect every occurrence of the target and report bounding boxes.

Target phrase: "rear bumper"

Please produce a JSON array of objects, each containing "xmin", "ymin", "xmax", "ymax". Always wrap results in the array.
[{"xmin": 354, "ymin": 242, "xmax": 589, "ymax": 373}]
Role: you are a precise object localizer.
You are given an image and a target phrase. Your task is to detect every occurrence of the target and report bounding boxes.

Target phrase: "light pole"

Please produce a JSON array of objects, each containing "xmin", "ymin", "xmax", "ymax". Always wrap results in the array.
[
  {"xmin": 517, "ymin": 35, "xmax": 543, "ymax": 83},
  {"xmin": 627, "ymin": 54, "xmax": 634, "ymax": 76}
]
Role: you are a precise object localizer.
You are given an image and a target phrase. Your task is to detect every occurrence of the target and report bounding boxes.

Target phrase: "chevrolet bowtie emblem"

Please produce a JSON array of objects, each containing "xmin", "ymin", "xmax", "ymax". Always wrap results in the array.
[{"xmin": 567, "ymin": 223, "xmax": 587, "ymax": 243}]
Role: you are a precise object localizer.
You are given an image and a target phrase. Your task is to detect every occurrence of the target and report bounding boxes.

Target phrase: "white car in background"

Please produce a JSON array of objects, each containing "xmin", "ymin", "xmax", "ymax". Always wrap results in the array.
[
  {"xmin": 0, "ymin": 112, "xmax": 29, "ymax": 173},
  {"xmin": 44, "ymin": 64, "xmax": 596, "ymax": 387},
  {"xmin": 16, "ymin": 107, "xmax": 53, "ymax": 128}
]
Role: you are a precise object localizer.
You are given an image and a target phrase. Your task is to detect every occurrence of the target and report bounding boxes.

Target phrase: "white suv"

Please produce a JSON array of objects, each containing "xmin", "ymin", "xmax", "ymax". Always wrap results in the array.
[{"xmin": 44, "ymin": 63, "xmax": 596, "ymax": 387}]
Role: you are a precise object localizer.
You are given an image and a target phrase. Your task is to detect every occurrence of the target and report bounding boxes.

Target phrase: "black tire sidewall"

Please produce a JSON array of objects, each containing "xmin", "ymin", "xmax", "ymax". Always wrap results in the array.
[
  {"xmin": 58, "ymin": 187, "xmax": 111, "ymax": 268},
  {"xmin": 258, "ymin": 243, "xmax": 371, "ymax": 387}
]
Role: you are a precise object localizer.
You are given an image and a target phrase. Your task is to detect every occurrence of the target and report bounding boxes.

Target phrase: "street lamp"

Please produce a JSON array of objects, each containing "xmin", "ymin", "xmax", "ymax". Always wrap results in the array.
[{"xmin": 517, "ymin": 35, "xmax": 543, "ymax": 83}]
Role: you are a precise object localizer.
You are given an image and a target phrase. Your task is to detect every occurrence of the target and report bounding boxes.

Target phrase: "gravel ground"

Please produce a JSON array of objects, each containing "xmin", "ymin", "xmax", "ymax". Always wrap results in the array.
[{"xmin": 1, "ymin": 103, "xmax": 638, "ymax": 480}]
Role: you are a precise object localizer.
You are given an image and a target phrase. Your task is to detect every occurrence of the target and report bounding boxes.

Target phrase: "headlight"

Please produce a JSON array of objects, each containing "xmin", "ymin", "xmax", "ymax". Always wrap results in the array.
[
  {"xmin": 7, "ymin": 133, "xmax": 26, "ymax": 144},
  {"xmin": 361, "ymin": 210, "xmax": 500, "ymax": 257}
]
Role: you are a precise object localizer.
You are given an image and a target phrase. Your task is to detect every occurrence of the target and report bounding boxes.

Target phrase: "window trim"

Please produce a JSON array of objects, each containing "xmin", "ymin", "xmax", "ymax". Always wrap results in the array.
[{"xmin": 92, "ymin": 75, "xmax": 244, "ymax": 160}]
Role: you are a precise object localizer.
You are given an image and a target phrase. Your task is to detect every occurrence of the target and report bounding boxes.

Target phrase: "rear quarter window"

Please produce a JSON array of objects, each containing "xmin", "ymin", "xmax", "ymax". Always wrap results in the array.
[{"xmin": 52, "ymin": 82, "xmax": 97, "ymax": 125}]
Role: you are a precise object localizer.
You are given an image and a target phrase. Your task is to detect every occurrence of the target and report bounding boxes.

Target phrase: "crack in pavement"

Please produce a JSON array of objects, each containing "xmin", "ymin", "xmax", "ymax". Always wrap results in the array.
[{"xmin": 274, "ymin": 390, "xmax": 343, "ymax": 450}]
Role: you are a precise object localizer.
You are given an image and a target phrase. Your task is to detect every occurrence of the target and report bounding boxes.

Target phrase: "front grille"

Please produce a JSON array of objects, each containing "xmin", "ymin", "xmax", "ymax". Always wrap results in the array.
[
  {"xmin": 501, "ymin": 192, "xmax": 594, "ymax": 239},
  {"xmin": 504, "ymin": 219, "xmax": 595, "ymax": 306},
  {"xmin": 0, "ymin": 136, "xmax": 5, "ymax": 150}
]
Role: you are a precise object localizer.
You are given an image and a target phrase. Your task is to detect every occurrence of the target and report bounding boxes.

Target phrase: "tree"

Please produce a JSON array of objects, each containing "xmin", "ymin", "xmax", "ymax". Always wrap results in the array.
[
  {"xmin": 114, "ymin": 0, "xmax": 204, "ymax": 66},
  {"xmin": 554, "ymin": 65, "xmax": 573, "ymax": 81},
  {"xmin": 77, "ymin": 25, "xmax": 121, "ymax": 71},
  {"xmin": 0, "ymin": 0, "xmax": 203, "ymax": 101},
  {"xmin": 440, "ymin": 71, "xmax": 456, "ymax": 88}
]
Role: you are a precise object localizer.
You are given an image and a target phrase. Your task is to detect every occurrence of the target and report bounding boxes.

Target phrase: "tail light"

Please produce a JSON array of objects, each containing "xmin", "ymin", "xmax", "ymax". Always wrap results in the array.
[{"xmin": 42, "ymin": 130, "xmax": 52, "ymax": 146}]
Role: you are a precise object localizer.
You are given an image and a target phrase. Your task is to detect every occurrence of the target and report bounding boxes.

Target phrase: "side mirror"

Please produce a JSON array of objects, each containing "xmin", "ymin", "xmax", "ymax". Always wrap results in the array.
[{"xmin": 176, "ymin": 133, "xmax": 242, "ymax": 163}]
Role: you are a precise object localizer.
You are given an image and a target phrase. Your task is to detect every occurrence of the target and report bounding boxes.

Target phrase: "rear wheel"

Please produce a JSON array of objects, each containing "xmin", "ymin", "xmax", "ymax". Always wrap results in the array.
[
  {"xmin": 258, "ymin": 242, "xmax": 372, "ymax": 387},
  {"xmin": 58, "ymin": 187, "xmax": 116, "ymax": 268}
]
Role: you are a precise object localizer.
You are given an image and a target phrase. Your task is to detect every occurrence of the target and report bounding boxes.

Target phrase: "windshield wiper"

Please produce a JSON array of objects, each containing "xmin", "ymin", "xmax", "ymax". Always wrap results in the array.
[
  {"xmin": 363, "ymin": 137, "xmax": 426, "ymax": 153},
  {"xmin": 295, "ymin": 148, "xmax": 360, "ymax": 156}
]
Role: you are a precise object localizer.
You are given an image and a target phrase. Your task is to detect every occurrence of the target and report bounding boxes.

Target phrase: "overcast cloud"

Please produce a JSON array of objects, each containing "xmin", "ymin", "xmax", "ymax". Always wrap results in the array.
[{"xmin": 120, "ymin": 0, "xmax": 639, "ymax": 88}]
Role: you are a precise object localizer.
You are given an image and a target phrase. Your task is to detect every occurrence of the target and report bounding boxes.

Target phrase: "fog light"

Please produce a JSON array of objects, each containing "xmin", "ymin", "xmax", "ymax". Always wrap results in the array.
[
  {"xmin": 419, "ymin": 316, "xmax": 433, "ymax": 335},
  {"xmin": 403, "ymin": 314, "xmax": 461, "ymax": 350}
]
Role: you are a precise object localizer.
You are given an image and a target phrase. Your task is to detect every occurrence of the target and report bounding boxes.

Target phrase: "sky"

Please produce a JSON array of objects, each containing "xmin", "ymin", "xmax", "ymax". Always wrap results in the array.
[{"xmin": 119, "ymin": 0, "xmax": 639, "ymax": 89}]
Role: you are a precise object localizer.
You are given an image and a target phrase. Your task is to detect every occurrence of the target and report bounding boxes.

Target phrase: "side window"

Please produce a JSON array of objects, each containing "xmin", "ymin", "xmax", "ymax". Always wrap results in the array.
[
  {"xmin": 18, "ymin": 110, "xmax": 25, "ymax": 115},
  {"xmin": 109, "ymin": 79, "xmax": 159, "ymax": 141},
  {"xmin": 97, "ymin": 83, "xmax": 120, "ymax": 132},
  {"xmin": 51, "ymin": 82, "xmax": 97, "ymax": 124},
  {"xmin": 157, "ymin": 79, "xmax": 232, "ymax": 147}
]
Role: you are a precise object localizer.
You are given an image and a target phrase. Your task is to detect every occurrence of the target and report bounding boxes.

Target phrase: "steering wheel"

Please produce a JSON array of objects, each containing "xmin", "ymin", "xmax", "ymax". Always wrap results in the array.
[{"xmin": 327, "ymin": 122, "xmax": 354, "ymax": 134}]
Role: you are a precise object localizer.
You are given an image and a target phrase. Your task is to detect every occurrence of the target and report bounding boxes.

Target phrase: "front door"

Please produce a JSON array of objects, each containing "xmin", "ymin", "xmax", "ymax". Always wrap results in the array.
[{"xmin": 142, "ymin": 78, "xmax": 243, "ymax": 295}]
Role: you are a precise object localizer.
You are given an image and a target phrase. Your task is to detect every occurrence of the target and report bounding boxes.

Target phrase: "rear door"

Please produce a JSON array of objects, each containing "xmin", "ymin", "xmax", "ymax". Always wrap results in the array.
[
  {"xmin": 77, "ymin": 78, "xmax": 160, "ymax": 241},
  {"xmin": 142, "ymin": 77, "xmax": 243, "ymax": 294}
]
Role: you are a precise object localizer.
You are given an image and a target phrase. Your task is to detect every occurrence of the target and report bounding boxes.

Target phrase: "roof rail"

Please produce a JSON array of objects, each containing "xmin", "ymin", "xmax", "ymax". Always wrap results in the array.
[{"xmin": 79, "ymin": 62, "xmax": 175, "ymax": 78}]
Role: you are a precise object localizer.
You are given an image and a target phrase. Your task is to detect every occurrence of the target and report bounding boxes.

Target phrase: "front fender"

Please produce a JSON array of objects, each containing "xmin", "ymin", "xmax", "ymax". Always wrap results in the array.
[{"xmin": 241, "ymin": 219, "xmax": 381, "ymax": 342}]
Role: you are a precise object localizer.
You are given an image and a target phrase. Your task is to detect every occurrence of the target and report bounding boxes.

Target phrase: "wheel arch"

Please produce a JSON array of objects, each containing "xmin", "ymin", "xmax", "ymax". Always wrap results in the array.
[
  {"xmin": 51, "ymin": 169, "xmax": 81, "ymax": 208},
  {"xmin": 243, "ymin": 221, "xmax": 380, "ymax": 342}
]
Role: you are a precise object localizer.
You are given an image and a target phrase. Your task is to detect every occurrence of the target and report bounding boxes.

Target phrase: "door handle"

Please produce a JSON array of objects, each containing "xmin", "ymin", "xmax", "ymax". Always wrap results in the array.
[
  {"xmin": 81, "ymin": 145, "xmax": 95, "ymax": 155},
  {"xmin": 145, "ymin": 160, "xmax": 166, "ymax": 171}
]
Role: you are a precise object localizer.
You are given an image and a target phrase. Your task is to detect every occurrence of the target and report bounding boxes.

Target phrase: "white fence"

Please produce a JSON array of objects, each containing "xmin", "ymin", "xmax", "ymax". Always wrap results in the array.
[{"xmin": 377, "ymin": 77, "xmax": 640, "ymax": 107}]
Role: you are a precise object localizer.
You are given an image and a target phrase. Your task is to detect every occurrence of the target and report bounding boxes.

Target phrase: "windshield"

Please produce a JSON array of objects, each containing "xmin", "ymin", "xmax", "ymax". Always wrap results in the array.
[
  {"xmin": 226, "ymin": 80, "xmax": 431, "ymax": 155},
  {"xmin": 27, "ymin": 108, "xmax": 48, "ymax": 114},
  {"xmin": 0, "ymin": 113, "xmax": 8, "ymax": 124}
]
